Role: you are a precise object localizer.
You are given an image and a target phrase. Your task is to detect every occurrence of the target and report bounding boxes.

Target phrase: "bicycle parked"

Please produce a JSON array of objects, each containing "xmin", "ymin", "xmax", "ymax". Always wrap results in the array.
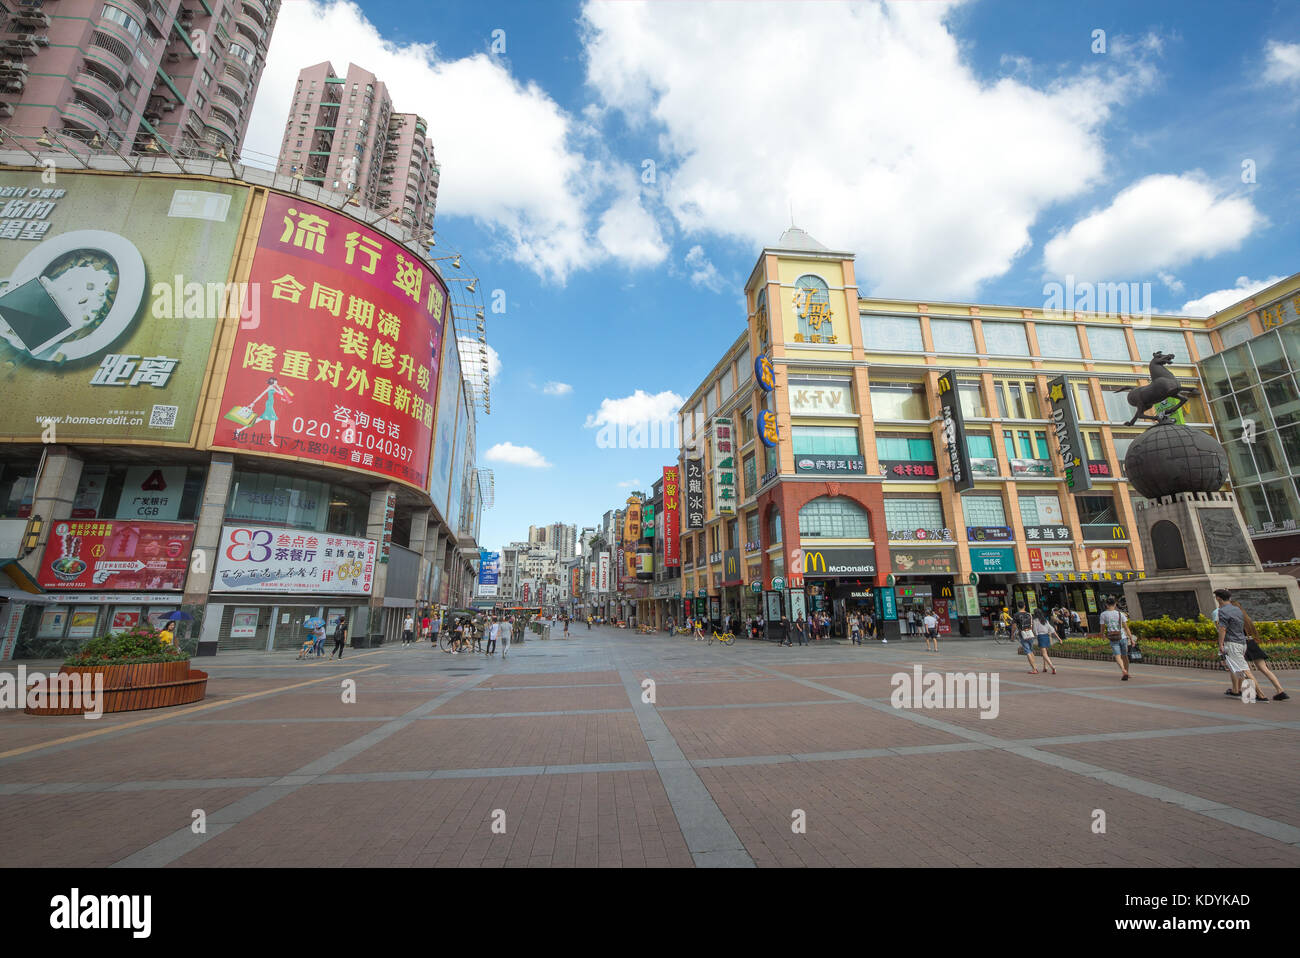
[{"xmin": 709, "ymin": 629, "xmax": 736, "ymax": 646}]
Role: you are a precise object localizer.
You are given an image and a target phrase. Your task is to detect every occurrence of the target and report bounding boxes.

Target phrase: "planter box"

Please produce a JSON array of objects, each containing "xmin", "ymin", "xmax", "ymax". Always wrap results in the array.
[{"xmin": 24, "ymin": 659, "xmax": 208, "ymax": 715}]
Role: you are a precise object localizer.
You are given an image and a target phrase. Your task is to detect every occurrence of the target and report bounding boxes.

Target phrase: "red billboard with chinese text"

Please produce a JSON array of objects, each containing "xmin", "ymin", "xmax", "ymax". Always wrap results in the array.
[
  {"xmin": 662, "ymin": 466, "xmax": 680, "ymax": 567},
  {"xmin": 38, "ymin": 519, "xmax": 194, "ymax": 591},
  {"xmin": 210, "ymin": 192, "xmax": 447, "ymax": 488}
]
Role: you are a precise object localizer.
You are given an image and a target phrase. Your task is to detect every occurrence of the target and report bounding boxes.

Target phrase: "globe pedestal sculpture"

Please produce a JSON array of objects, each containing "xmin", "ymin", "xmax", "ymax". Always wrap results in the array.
[{"xmin": 1122, "ymin": 421, "xmax": 1300, "ymax": 621}]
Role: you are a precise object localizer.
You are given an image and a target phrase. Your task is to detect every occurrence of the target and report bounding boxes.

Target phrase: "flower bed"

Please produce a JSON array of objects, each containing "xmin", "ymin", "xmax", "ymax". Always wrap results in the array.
[
  {"xmin": 24, "ymin": 624, "xmax": 207, "ymax": 715},
  {"xmin": 1051, "ymin": 636, "xmax": 1300, "ymax": 670}
]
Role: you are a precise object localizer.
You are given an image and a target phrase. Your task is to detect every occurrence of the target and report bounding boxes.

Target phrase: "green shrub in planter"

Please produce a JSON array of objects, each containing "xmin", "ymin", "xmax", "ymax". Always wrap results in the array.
[
  {"xmin": 1054, "ymin": 636, "xmax": 1300, "ymax": 663},
  {"xmin": 63, "ymin": 624, "xmax": 189, "ymax": 667}
]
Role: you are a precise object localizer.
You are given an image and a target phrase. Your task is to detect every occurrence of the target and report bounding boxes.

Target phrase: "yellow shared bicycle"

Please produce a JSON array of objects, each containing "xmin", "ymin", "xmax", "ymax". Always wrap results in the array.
[{"xmin": 709, "ymin": 629, "xmax": 736, "ymax": 646}]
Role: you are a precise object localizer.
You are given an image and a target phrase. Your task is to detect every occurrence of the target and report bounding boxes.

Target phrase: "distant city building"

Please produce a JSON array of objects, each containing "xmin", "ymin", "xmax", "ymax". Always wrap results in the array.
[
  {"xmin": 528, "ymin": 523, "xmax": 576, "ymax": 561},
  {"xmin": 2, "ymin": 0, "xmax": 280, "ymax": 155},
  {"xmin": 276, "ymin": 61, "xmax": 437, "ymax": 232}
]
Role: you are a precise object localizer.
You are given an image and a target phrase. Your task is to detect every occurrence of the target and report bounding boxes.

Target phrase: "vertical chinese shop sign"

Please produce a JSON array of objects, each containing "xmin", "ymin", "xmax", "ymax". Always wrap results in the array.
[
  {"xmin": 212, "ymin": 193, "xmax": 447, "ymax": 488},
  {"xmin": 662, "ymin": 466, "xmax": 680, "ymax": 567}
]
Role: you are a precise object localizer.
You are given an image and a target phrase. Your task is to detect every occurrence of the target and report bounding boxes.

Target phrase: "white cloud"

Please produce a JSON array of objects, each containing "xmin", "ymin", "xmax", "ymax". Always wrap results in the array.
[
  {"xmin": 1042, "ymin": 174, "xmax": 1262, "ymax": 280},
  {"xmin": 1157, "ymin": 271, "xmax": 1184, "ymax": 294},
  {"xmin": 684, "ymin": 245, "xmax": 725, "ymax": 292},
  {"xmin": 1180, "ymin": 275, "xmax": 1287, "ymax": 317},
  {"xmin": 485, "ymin": 442, "xmax": 552, "ymax": 468},
  {"xmin": 244, "ymin": 0, "xmax": 652, "ymax": 282},
  {"xmin": 1263, "ymin": 41, "xmax": 1300, "ymax": 86},
  {"xmin": 542, "ymin": 381, "xmax": 573, "ymax": 395},
  {"xmin": 581, "ymin": 1, "xmax": 1160, "ymax": 298},
  {"xmin": 584, "ymin": 389, "xmax": 684, "ymax": 428},
  {"xmin": 596, "ymin": 177, "xmax": 668, "ymax": 266},
  {"xmin": 617, "ymin": 478, "xmax": 643, "ymax": 488}
]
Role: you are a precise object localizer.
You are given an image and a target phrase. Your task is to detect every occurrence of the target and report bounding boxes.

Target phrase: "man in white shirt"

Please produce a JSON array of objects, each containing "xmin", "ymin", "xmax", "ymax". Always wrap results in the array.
[
  {"xmin": 486, "ymin": 618, "xmax": 499, "ymax": 655},
  {"xmin": 501, "ymin": 617, "xmax": 512, "ymax": 658},
  {"xmin": 402, "ymin": 613, "xmax": 415, "ymax": 647},
  {"xmin": 922, "ymin": 610, "xmax": 939, "ymax": 652}
]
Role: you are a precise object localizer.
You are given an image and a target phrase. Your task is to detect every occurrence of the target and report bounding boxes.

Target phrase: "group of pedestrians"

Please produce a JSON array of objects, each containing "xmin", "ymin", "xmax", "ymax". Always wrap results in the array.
[
  {"xmin": 848, "ymin": 611, "xmax": 883, "ymax": 644},
  {"xmin": 1214, "ymin": 589, "xmax": 1288, "ymax": 702}
]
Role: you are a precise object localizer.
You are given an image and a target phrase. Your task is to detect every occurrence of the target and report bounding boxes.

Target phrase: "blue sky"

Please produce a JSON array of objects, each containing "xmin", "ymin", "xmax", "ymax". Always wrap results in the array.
[{"xmin": 242, "ymin": 0, "xmax": 1300, "ymax": 553}]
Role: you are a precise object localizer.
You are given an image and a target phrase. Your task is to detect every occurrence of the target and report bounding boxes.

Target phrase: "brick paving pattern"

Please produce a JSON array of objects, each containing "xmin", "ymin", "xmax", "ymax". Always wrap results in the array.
[{"xmin": 1, "ymin": 628, "xmax": 1296, "ymax": 867}]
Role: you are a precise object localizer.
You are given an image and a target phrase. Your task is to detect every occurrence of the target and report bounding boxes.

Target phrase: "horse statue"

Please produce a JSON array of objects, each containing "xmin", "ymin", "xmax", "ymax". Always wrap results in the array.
[{"xmin": 1122, "ymin": 351, "xmax": 1196, "ymax": 426}]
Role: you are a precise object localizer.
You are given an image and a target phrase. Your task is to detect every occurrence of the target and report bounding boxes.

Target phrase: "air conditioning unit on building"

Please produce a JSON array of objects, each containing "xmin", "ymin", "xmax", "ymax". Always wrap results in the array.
[
  {"xmin": 166, "ymin": 51, "xmax": 181, "ymax": 62},
  {"xmin": 0, "ymin": 104, "xmax": 14, "ymax": 118},
  {"xmin": 34, "ymin": 35, "xmax": 50, "ymax": 46}
]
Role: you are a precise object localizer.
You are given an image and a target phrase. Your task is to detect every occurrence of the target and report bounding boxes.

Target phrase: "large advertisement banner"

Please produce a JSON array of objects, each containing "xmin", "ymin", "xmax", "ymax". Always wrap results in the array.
[
  {"xmin": 477, "ymin": 549, "xmax": 500, "ymax": 597},
  {"xmin": 663, "ymin": 466, "xmax": 680, "ymax": 567},
  {"xmin": 211, "ymin": 192, "xmax": 448, "ymax": 489},
  {"xmin": 428, "ymin": 327, "xmax": 461, "ymax": 520},
  {"xmin": 685, "ymin": 459, "xmax": 705, "ymax": 529},
  {"xmin": 598, "ymin": 552, "xmax": 610, "ymax": 592},
  {"xmin": 38, "ymin": 520, "xmax": 194, "ymax": 591},
  {"xmin": 0, "ymin": 172, "xmax": 249, "ymax": 443},
  {"xmin": 213, "ymin": 523, "xmax": 376, "ymax": 594}
]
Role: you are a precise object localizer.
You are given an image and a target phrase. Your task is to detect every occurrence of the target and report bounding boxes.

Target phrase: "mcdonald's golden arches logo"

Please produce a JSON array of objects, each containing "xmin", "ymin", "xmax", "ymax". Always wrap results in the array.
[
  {"xmin": 937, "ymin": 374, "xmax": 953, "ymax": 394},
  {"xmin": 804, "ymin": 551, "xmax": 828, "ymax": 573},
  {"xmin": 940, "ymin": 586, "xmax": 952, "ymax": 597},
  {"xmin": 725, "ymin": 554, "xmax": 738, "ymax": 576}
]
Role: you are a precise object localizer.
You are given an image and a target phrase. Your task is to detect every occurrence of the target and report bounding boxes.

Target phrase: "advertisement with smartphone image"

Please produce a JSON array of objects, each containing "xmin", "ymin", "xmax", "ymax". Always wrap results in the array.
[{"xmin": 0, "ymin": 171, "xmax": 249, "ymax": 443}]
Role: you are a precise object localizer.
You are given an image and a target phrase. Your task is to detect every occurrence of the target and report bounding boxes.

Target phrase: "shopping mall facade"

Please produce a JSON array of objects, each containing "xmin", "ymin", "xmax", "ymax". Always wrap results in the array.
[
  {"xmin": 671, "ymin": 229, "xmax": 1229, "ymax": 639},
  {"xmin": 0, "ymin": 155, "xmax": 484, "ymax": 658}
]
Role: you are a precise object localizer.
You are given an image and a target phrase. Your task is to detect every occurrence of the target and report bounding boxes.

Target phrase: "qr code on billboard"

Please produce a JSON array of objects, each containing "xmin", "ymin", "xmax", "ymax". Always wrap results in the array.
[{"xmin": 149, "ymin": 405, "xmax": 179, "ymax": 429}]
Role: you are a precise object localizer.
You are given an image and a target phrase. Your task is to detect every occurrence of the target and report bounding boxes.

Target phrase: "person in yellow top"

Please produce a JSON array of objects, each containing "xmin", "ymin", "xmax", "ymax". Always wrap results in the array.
[
  {"xmin": 999, "ymin": 607, "xmax": 1013, "ymax": 639},
  {"xmin": 158, "ymin": 625, "xmax": 175, "ymax": 646}
]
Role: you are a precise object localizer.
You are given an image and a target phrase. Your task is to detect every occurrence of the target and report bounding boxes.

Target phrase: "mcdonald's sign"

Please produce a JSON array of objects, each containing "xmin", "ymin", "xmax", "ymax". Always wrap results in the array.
[
  {"xmin": 1081, "ymin": 523, "xmax": 1128, "ymax": 540},
  {"xmin": 801, "ymin": 547, "xmax": 877, "ymax": 576},
  {"xmin": 938, "ymin": 369, "xmax": 974, "ymax": 493},
  {"xmin": 722, "ymin": 549, "xmax": 741, "ymax": 584}
]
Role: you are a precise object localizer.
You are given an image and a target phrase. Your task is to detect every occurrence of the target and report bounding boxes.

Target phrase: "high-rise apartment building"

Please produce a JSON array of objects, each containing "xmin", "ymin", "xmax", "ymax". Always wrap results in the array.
[
  {"xmin": 1, "ymin": 0, "xmax": 279, "ymax": 156},
  {"xmin": 528, "ymin": 523, "xmax": 576, "ymax": 561},
  {"xmin": 275, "ymin": 61, "xmax": 437, "ymax": 232}
]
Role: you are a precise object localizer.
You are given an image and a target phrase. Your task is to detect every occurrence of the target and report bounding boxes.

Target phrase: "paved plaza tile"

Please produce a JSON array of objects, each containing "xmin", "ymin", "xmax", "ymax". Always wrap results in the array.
[{"xmin": 1, "ymin": 628, "xmax": 1296, "ymax": 868}]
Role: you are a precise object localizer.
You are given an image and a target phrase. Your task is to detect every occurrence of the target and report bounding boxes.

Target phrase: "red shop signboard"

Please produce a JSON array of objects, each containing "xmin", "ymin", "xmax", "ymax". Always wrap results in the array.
[
  {"xmin": 211, "ymin": 192, "xmax": 448, "ymax": 489},
  {"xmin": 39, "ymin": 520, "xmax": 194, "ymax": 591}
]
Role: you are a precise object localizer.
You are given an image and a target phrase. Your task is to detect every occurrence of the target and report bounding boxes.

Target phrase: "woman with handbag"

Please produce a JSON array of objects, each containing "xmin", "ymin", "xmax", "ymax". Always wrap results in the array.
[{"xmin": 1031, "ymin": 607, "xmax": 1059, "ymax": 675}]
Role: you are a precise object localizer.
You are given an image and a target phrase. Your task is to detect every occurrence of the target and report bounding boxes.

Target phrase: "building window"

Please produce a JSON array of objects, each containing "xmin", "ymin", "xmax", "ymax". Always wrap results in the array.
[
  {"xmin": 930, "ymin": 318, "xmax": 976, "ymax": 354},
  {"xmin": 101, "ymin": 4, "xmax": 143, "ymax": 40},
  {"xmin": 958, "ymin": 383, "xmax": 987, "ymax": 418},
  {"xmin": 966, "ymin": 433, "xmax": 995, "ymax": 459},
  {"xmin": 745, "ymin": 511, "xmax": 759, "ymax": 547},
  {"xmin": 1133, "ymin": 328, "xmax": 1189, "ymax": 364},
  {"xmin": 1100, "ymin": 385, "xmax": 1133, "ymax": 423},
  {"xmin": 1035, "ymin": 323, "xmax": 1082, "ymax": 358},
  {"xmin": 863, "ymin": 314, "xmax": 924, "ymax": 352},
  {"xmin": 768, "ymin": 510, "xmax": 782, "ymax": 545},
  {"xmin": 884, "ymin": 496, "xmax": 945, "ymax": 532},
  {"xmin": 792, "ymin": 425, "xmax": 860, "ymax": 455},
  {"xmin": 963, "ymin": 494, "xmax": 1006, "ymax": 527},
  {"xmin": 1076, "ymin": 495, "xmax": 1118, "ymax": 526},
  {"xmin": 981, "ymin": 321, "xmax": 1030, "ymax": 356},
  {"xmin": 799, "ymin": 497, "xmax": 871, "ymax": 538},
  {"xmin": 1193, "ymin": 332, "xmax": 1214, "ymax": 360},
  {"xmin": 200, "ymin": 69, "xmax": 213, "ymax": 87},
  {"xmin": 1073, "ymin": 383, "xmax": 1097, "ymax": 421},
  {"xmin": 1003, "ymin": 428, "xmax": 1050, "ymax": 460},
  {"xmin": 876, "ymin": 435, "xmax": 935, "ymax": 462},
  {"xmin": 1019, "ymin": 494, "xmax": 1063, "ymax": 526},
  {"xmin": 1082, "ymin": 325, "xmax": 1129, "ymax": 360},
  {"xmin": 742, "ymin": 453, "xmax": 756, "ymax": 500},
  {"xmin": 870, "ymin": 383, "xmax": 927, "ymax": 420},
  {"xmin": 791, "ymin": 275, "xmax": 839, "ymax": 341},
  {"xmin": 994, "ymin": 380, "xmax": 1041, "ymax": 419}
]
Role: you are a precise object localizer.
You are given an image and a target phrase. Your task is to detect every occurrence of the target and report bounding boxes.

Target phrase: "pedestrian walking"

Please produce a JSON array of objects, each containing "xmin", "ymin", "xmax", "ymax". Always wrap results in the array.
[
  {"xmin": 330, "ymin": 615, "xmax": 347, "ymax": 659},
  {"xmin": 1099, "ymin": 597, "xmax": 1131, "ymax": 680},
  {"xmin": 1031, "ymin": 607, "xmax": 1059, "ymax": 674},
  {"xmin": 922, "ymin": 609, "xmax": 939, "ymax": 652},
  {"xmin": 420, "ymin": 611, "xmax": 431, "ymax": 642},
  {"xmin": 1014, "ymin": 603, "xmax": 1038, "ymax": 671},
  {"xmin": 430, "ymin": 609, "xmax": 441, "ymax": 645},
  {"xmin": 1215, "ymin": 590, "xmax": 1269, "ymax": 703},
  {"xmin": 1227, "ymin": 602, "xmax": 1288, "ymax": 700},
  {"xmin": 402, "ymin": 613, "xmax": 415, "ymax": 647},
  {"xmin": 502, "ymin": 616, "xmax": 512, "ymax": 658},
  {"xmin": 793, "ymin": 615, "xmax": 808, "ymax": 646},
  {"xmin": 486, "ymin": 618, "xmax": 499, "ymax": 655},
  {"xmin": 313, "ymin": 622, "xmax": 327, "ymax": 657},
  {"xmin": 850, "ymin": 614, "xmax": 860, "ymax": 645}
]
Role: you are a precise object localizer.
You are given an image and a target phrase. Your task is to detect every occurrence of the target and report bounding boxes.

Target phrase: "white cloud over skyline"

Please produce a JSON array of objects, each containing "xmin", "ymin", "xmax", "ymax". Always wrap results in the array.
[{"xmin": 485, "ymin": 442, "xmax": 552, "ymax": 468}]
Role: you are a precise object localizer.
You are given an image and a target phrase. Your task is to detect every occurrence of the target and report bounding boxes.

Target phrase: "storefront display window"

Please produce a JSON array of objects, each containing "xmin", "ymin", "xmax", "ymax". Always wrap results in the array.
[
  {"xmin": 870, "ymin": 383, "xmax": 927, "ymax": 420},
  {"xmin": 0, "ymin": 460, "xmax": 38, "ymax": 519},
  {"xmin": 227, "ymin": 470, "xmax": 369, "ymax": 537},
  {"xmin": 792, "ymin": 425, "xmax": 860, "ymax": 455}
]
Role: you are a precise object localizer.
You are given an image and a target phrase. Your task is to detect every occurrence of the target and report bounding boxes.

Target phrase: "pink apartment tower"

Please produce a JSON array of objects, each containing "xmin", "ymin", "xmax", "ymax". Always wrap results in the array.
[
  {"xmin": 275, "ymin": 61, "xmax": 438, "ymax": 232},
  {"xmin": 0, "ymin": 0, "xmax": 279, "ymax": 155}
]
